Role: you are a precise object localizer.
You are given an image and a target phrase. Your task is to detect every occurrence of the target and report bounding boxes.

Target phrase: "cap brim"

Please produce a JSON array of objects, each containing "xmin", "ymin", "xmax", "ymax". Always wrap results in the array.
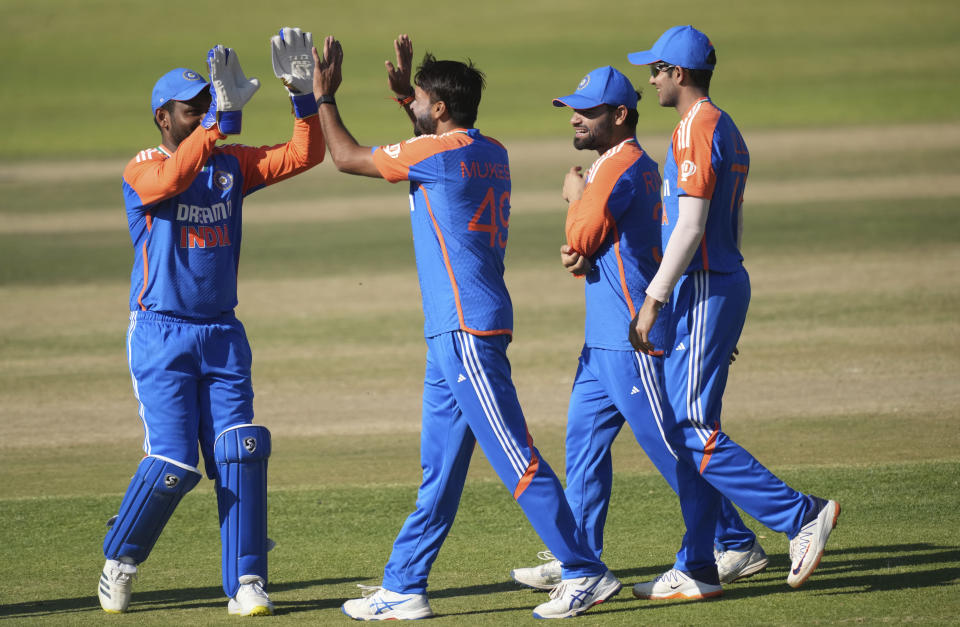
[
  {"xmin": 172, "ymin": 82, "xmax": 209, "ymax": 103},
  {"xmin": 552, "ymin": 94, "xmax": 602, "ymax": 109},
  {"xmin": 627, "ymin": 50, "xmax": 660, "ymax": 65}
]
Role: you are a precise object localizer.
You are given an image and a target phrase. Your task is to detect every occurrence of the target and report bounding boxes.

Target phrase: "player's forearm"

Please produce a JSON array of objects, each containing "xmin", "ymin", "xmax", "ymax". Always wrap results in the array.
[
  {"xmin": 645, "ymin": 195, "xmax": 709, "ymax": 303},
  {"xmin": 316, "ymin": 102, "xmax": 379, "ymax": 177}
]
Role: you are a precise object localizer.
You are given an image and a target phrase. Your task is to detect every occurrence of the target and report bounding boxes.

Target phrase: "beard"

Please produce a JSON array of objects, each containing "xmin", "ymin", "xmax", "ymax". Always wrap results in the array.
[
  {"xmin": 413, "ymin": 109, "xmax": 438, "ymax": 137},
  {"xmin": 170, "ymin": 120, "xmax": 199, "ymax": 148},
  {"xmin": 572, "ymin": 119, "xmax": 613, "ymax": 151}
]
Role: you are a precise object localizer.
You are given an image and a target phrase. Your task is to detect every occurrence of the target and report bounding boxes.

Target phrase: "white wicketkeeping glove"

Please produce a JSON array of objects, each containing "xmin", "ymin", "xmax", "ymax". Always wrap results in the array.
[
  {"xmin": 271, "ymin": 27, "xmax": 315, "ymax": 95},
  {"xmin": 202, "ymin": 45, "xmax": 261, "ymax": 134}
]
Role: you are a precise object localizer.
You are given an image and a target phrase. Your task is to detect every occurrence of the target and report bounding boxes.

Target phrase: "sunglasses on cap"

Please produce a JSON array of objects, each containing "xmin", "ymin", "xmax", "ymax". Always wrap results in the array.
[{"xmin": 650, "ymin": 62, "xmax": 675, "ymax": 77}]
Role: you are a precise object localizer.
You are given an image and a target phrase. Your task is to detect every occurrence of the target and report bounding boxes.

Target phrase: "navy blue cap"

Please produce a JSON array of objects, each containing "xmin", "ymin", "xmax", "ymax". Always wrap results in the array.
[
  {"xmin": 151, "ymin": 68, "xmax": 209, "ymax": 114},
  {"xmin": 553, "ymin": 66, "xmax": 638, "ymax": 110},
  {"xmin": 628, "ymin": 25, "xmax": 716, "ymax": 70}
]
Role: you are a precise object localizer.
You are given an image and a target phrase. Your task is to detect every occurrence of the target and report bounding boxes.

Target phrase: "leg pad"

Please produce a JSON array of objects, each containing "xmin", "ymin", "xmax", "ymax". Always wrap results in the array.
[
  {"xmin": 215, "ymin": 424, "xmax": 271, "ymax": 598},
  {"xmin": 103, "ymin": 456, "xmax": 201, "ymax": 563}
]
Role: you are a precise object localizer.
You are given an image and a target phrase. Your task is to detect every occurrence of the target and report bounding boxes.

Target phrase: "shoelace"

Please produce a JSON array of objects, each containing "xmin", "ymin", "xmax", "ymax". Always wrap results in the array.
[
  {"xmin": 536, "ymin": 550, "xmax": 555, "ymax": 562},
  {"xmin": 246, "ymin": 580, "xmax": 267, "ymax": 597},
  {"xmin": 655, "ymin": 569, "xmax": 686, "ymax": 585},
  {"xmin": 790, "ymin": 528, "xmax": 812, "ymax": 560},
  {"xmin": 357, "ymin": 584, "xmax": 383, "ymax": 598}
]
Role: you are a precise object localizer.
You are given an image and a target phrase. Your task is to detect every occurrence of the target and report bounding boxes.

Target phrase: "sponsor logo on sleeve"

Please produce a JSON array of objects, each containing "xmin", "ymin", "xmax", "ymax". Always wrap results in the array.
[{"xmin": 680, "ymin": 160, "xmax": 697, "ymax": 182}]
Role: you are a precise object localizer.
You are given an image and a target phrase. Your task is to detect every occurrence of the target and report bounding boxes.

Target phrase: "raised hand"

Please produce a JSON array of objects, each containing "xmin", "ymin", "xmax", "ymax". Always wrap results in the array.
[
  {"xmin": 313, "ymin": 35, "xmax": 343, "ymax": 99},
  {"xmin": 271, "ymin": 27, "xmax": 315, "ymax": 95},
  {"xmin": 385, "ymin": 34, "xmax": 414, "ymax": 99},
  {"xmin": 202, "ymin": 45, "xmax": 261, "ymax": 134}
]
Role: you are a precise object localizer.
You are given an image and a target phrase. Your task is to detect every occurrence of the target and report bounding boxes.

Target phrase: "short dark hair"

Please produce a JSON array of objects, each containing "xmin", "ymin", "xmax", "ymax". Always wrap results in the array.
[
  {"xmin": 605, "ymin": 90, "xmax": 640, "ymax": 130},
  {"xmin": 686, "ymin": 49, "xmax": 716, "ymax": 91},
  {"xmin": 414, "ymin": 53, "xmax": 486, "ymax": 128},
  {"xmin": 153, "ymin": 100, "xmax": 176, "ymax": 131}
]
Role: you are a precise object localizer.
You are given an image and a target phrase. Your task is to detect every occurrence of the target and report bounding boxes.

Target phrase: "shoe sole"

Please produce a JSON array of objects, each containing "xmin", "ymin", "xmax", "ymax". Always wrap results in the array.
[
  {"xmin": 721, "ymin": 558, "xmax": 770, "ymax": 584},
  {"xmin": 341, "ymin": 606, "xmax": 433, "ymax": 621},
  {"xmin": 228, "ymin": 605, "xmax": 274, "ymax": 616},
  {"xmin": 532, "ymin": 581, "xmax": 622, "ymax": 619},
  {"xmin": 632, "ymin": 588, "xmax": 723, "ymax": 601},
  {"xmin": 787, "ymin": 501, "xmax": 841, "ymax": 589}
]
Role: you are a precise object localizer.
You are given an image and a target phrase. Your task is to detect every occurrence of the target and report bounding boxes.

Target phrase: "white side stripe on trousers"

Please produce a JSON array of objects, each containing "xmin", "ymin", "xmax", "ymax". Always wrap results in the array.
[
  {"xmin": 633, "ymin": 350, "xmax": 679, "ymax": 460},
  {"xmin": 126, "ymin": 311, "xmax": 151, "ymax": 454},
  {"xmin": 455, "ymin": 331, "xmax": 527, "ymax": 479},
  {"xmin": 686, "ymin": 272, "xmax": 711, "ymax": 445}
]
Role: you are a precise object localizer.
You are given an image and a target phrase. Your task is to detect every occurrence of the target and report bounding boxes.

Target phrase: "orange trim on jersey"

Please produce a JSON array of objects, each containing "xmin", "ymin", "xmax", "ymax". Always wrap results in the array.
[
  {"xmin": 373, "ymin": 129, "xmax": 474, "ymax": 183},
  {"xmin": 565, "ymin": 139, "xmax": 639, "ymax": 258},
  {"xmin": 137, "ymin": 241, "xmax": 149, "ymax": 311},
  {"xmin": 124, "ymin": 126, "xmax": 223, "ymax": 207},
  {"xmin": 513, "ymin": 430, "xmax": 540, "ymax": 499},
  {"xmin": 611, "ymin": 226, "xmax": 637, "ymax": 318},
  {"xmin": 674, "ymin": 98, "xmax": 721, "ymax": 200},
  {"xmin": 700, "ymin": 235, "xmax": 710, "ymax": 271},
  {"xmin": 699, "ymin": 423, "xmax": 720, "ymax": 474},
  {"xmin": 421, "ymin": 186, "xmax": 512, "ymax": 338}
]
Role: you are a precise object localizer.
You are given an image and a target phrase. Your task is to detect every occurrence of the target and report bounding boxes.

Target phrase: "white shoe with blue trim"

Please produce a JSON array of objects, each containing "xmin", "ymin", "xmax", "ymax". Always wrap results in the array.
[
  {"xmin": 532, "ymin": 569, "xmax": 621, "ymax": 619},
  {"xmin": 341, "ymin": 585, "xmax": 433, "ymax": 621}
]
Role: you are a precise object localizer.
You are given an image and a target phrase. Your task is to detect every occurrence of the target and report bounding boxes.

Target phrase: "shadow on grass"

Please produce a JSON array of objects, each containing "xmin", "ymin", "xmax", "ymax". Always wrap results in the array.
[
  {"xmin": 0, "ymin": 576, "xmax": 362, "ymax": 619},
  {"xmin": 5, "ymin": 544, "xmax": 957, "ymax": 619},
  {"xmin": 446, "ymin": 543, "xmax": 960, "ymax": 616}
]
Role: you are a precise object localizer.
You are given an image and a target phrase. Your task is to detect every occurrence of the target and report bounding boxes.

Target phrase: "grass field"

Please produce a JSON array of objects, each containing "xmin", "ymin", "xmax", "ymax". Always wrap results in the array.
[{"xmin": 2, "ymin": 0, "xmax": 960, "ymax": 624}]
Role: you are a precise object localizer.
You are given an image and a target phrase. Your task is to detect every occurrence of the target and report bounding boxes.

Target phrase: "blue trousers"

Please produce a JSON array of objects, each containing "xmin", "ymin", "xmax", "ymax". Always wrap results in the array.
[
  {"xmin": 381, "ymin": 331, "xmax": 605, "ymax": 594},
  {"xmin": 126, "ymin": 311, "xmax": 254, "ymax": 470},
  {"xmin": 565, "ymin": 346, "xmax": 757, "ymax": 561},
  {"xmin": 663, "ymin": 270, "xmax": 813, "ymax": 572}
]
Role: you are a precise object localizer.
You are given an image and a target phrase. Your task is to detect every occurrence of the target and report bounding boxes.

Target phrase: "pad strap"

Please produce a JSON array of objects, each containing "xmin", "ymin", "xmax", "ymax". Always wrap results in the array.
[
  {"xmin": 215, "ymin": 424, "xmax": 271, "ymax": 597},
  {"xmin": 103, "ymin": 456, "xmax": 201, "ymax": 563}
]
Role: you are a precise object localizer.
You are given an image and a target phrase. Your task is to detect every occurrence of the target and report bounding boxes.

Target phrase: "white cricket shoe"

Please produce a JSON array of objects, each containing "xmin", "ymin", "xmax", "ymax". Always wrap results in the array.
[
  {"xmin": 632, "ymin": 568, "xmax": 723, "ymax": 600},
  {"xmin": 98, "ymin": 558, "xmax": 137, "ymax": 613},
  {"xmin": 341, "ymin": 585, "xmax": 433, "ymax": 621},
  {"xmin": 787, "ymin": 498, "xmax": 841, "ymax": 588},
  {"xmin": 531, "ymin": 569, "xmax": 621, "ymax": 619},
  {"xmin": 511, "ymin": 550, "xmax": 562, "ymax": 591},
  {"xmin": 227, "ymin": 575, "xmax": 275, "ymax": 616},
  {"xmin": 716, "ymin": 539, "xmax": 769, "ymax": 584}
]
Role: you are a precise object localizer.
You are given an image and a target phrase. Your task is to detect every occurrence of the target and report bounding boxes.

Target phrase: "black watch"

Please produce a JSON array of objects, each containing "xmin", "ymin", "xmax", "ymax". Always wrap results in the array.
[{"xmin": 316, "ymin": 94, "xmax": 336, "ymax": 106}]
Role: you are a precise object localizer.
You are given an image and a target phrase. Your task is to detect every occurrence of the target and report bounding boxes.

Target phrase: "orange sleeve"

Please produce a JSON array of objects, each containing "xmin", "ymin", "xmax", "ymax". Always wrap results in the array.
[
  {"xmin": 674, "ymin": 103, "xmax": 721, "ymax": 199},
  {"xmin": 122, "ymin": 126, "xmax": 224, "ymax": 206},
  {"xmin": 565, "ymin": 153, "xmax": 634, "ymax": 257},
  {"xmin": 372, "ymin": 132, "xmax": 473, "ymax": 183},
  {"xmin": 218, "ymin": 115, "xmax": 325, "ymax": 194}
]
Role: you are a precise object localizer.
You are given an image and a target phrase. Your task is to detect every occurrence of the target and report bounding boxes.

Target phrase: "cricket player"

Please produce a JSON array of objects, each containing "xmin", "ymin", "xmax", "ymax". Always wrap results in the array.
[
  {"xmin": 627, "ymin": 25, "xmax": 840, "ymax": 600},
  {"xmin": 311, "ymin": 34, "xmax": 620, "ymax": 620},
  {"xmin": 97, "ymin": 29, "xmax": 324, "ymax": 615},
  {"xmin": 509, "ymin": 66, "xmax": 769, "ymax": 592}
]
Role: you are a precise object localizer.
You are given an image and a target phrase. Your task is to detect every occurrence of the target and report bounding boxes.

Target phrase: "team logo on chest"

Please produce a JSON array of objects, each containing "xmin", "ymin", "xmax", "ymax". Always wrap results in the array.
[{"xmin": 213, "ymin": 170, "xmax": 234, "ymax": 192}]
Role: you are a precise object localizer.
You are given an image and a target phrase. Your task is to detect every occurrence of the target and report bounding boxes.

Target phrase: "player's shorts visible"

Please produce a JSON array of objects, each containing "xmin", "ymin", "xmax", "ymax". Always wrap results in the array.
[{"xmin": 126, "ymin": 310, "xmax": 254, "ymax": 468}]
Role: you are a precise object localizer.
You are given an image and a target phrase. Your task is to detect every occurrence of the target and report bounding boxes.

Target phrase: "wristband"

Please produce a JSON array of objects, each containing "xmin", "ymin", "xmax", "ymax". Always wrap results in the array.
[
  {"xmin": 393, "ymin": 93, "xmax": 414, "ymax": 107},
  {"xmin": 316, "ymin": 94, "xmax": 337, "ymax": 106},
  {"xmin": 291, "ymin": 92, "xmax": 318, "ymax": 118}
]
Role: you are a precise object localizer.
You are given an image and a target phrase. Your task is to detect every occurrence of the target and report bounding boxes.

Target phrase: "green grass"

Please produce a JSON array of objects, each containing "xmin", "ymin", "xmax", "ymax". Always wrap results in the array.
[
  {"xmin": 1, "ymin": 0, "xmax": 959, "ymax": 158},
  {"xmin": 1, "ymin": 462, "xmax": 958, "ymax": 624},
  {"xmin": 2, "ymin": 1, "xmax": 960, "ymax": 624}
]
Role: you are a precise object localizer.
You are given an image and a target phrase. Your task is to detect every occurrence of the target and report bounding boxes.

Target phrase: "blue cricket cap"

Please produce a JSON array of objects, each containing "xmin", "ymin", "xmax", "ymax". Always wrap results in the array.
[
  {"xmin": 553, "ymin": 66, "xmax": 638, "ymax": 110},
  {"xmin": 628, "ymin": 25, "xmax": 716, "ymax": 70},
  {"xmin": 151, "ymin": 68, "xmax": 209, "ymax": 114}
]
